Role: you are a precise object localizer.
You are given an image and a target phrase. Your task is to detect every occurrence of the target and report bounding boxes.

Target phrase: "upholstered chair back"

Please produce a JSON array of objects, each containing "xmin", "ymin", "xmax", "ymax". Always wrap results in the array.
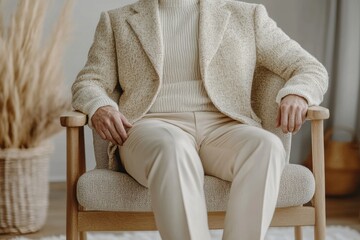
[
  {"xmin": 251, "ymin": 66, "xmax": 292, "ymax": 162},
  {"xmin": 92, "ymin": 66, "xmax": 292, "ymax": 169}
]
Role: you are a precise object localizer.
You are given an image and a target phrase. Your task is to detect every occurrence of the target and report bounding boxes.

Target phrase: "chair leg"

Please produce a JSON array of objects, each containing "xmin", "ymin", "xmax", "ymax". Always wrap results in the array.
[
  {"xmin": 314, "ymin": 225, "xmax": 326, "ymax": 240},
  {"xmin": 66, "ymin": 208, "xmax": 79, "ymax": 240},
  {"xmin": 294, "ymin": 226, "xmax": 302, "ymax": 240},
  {"xmin": 311, "ymin": 120, "xmax": 326, "ymax": 240},
  {"xmin": 66, "ymin": 224, "xmax": 79, "ymax": 240},
  {"xmin": 80, "ymin": 232, "xmax": 87, "ymax": 240},
  {"xmin": 66, "ymin": 192, "xmax": 80, "ymax": 240},
  {"xmin": 66, "ymin": 127, "xmax": 82, "ymax": 240}
]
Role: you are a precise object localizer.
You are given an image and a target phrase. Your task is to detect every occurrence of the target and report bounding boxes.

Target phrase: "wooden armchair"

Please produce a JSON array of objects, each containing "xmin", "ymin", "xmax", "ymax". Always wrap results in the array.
[{"xmin": 60, "ymin": 67, "xmax": 329, "ymax": 240}]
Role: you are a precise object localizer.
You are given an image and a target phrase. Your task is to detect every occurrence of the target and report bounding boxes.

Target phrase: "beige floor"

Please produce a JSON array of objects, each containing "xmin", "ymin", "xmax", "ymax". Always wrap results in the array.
[{"xmin": 1, "ymin": 183, "xmax": 360, "ymax": 240}]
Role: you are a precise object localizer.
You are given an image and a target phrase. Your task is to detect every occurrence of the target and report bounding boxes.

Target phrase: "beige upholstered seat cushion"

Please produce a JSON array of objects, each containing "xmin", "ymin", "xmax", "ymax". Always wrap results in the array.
[{"xmin": 77, "ymin": 164, "xmax": 315, "ymax": 211}]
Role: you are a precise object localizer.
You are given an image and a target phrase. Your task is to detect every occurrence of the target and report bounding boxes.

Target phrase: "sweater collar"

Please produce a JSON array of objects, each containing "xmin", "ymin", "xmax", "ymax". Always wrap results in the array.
[
  {"xmin": 159, "ymin": 0, "xmax": 199, "ymax": 7},
  {"xmin": 128, "ymin": 0, "xmax": 230, "ymax": 79}
]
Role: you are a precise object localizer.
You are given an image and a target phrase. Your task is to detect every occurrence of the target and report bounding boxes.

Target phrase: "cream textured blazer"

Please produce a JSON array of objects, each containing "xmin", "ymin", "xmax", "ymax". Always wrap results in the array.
[{"xmin": 72, "ymin": 0, "xmax": 328, "ymax": 169}]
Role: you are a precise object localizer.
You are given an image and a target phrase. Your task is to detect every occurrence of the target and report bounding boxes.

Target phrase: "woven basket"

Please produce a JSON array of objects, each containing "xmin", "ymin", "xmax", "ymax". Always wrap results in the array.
[{"xmin": 0, "ymin": 143, "xmax": 53, "ymax": 234}]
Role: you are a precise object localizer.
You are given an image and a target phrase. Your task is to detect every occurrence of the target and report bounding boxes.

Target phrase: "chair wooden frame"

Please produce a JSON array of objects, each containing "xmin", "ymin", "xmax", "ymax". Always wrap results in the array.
[{"xmin": 60, "ymin": 106, "xmax": 329, "ymax": 240}]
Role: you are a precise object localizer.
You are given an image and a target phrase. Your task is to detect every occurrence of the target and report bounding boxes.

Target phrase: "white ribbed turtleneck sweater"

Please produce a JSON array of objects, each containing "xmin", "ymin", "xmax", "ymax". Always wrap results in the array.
[{"xmin": 149, "ymin": 0, "xmax": 217, "ymax": 113}]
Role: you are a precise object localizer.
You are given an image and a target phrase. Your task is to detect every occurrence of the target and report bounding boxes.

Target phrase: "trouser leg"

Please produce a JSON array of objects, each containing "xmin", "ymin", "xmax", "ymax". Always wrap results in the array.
[
  {"xmin": 119, "ymin": 118, "xmax": 211, "ymax": 240},
  {"xmin": 199, "ymin": 123, "xmax": 286, "ymax": 240}
]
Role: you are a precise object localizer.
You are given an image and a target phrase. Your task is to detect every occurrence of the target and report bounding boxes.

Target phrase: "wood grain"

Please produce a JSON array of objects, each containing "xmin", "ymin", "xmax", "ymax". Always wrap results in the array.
[
  {"xmin": 306, "ymin": 106, "xmax": 330, "ymax": 120},
  {"xmin": 60, "ymin": 111, "xmax": 88, "ymax": 127},
  {"xmin": 1, "ymin": 183, "xmax": 359, "ymax": 239}
]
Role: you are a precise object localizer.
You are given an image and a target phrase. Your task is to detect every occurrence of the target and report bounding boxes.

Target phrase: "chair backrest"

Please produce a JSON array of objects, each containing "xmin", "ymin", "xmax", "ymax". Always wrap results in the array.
[
  {"xmin": 251, "ymin": 66, "xmax": 291, "ymax": 163},
  {"xmin": 92, "ymin": 66, "xmax": 291, "ymax": 169}
]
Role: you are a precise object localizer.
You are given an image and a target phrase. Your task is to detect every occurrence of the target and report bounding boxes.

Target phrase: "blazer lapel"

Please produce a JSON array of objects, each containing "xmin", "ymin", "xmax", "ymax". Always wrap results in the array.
[
  {"xmin": 199, "ymin": 0, "xmax": 230, "ymax": 78},
  {"xmin": 127, "ymin": 0, "xmax": 164, "ymax": 79}
]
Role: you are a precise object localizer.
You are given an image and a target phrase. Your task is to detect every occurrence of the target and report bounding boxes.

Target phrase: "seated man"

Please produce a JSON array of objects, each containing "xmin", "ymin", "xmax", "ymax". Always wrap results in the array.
[{"xmin": 72, "ymin": 0, "xmax": 328, "ymax": 239}]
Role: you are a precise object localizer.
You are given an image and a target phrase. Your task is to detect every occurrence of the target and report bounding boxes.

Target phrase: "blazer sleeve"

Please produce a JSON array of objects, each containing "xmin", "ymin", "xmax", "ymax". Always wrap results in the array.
[
  {"xmin": 254, "ymin": 4, "xmax": 328, "ymax": 106},
  {"xmin": 72, "ymin": 11, "xmax": 120, "ymax": 128}
]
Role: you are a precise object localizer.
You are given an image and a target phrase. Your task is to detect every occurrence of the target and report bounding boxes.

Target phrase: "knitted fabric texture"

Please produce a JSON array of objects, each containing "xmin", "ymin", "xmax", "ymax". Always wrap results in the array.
[
  {"xmin": 149, "ymin": 0, "xmax": 217, "ymax": 112},
  {"xmin": 72, "ymin": 0, "xmax": 328, "ymax": 170}
]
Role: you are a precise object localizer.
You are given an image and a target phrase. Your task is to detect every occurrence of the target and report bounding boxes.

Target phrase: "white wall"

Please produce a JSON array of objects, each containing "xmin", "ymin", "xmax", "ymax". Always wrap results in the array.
[
  {"xmin": 47, "ymin": 0, "xmax": 138, "ymax": 181},
  {"xmin": 4, "ymin": 0, "xmax": 330, "ymax": 181},
  {"xmin": 331, "ymin": 0, "xmax": 360, "ymax": 133}
]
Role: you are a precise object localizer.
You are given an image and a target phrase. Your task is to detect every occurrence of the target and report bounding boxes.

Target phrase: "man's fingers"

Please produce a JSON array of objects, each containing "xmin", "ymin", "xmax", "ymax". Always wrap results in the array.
[
  {"xmin": 97, "ymin": 118, "xmax": 122, "ymax": 145},
  {"xmin": 114, "ymin": 120, "xmax": 128, "ymax": 144},
  {"xmin": 293, "ymin": 109, "xmax": 303, "ymax": 133},
  {"xmin": 94, "ymin": 121, "xmax": 108, "ymax": 140},
  {"xmin": 278, "ymin": 95, "xmax": 309, "ymax": 134},
  {"xmin": 92, "ymin": 106, "xmax": 132, "ymax": 145},
  {"xmin": 108, "ymin": 124, "xmax": 124, "ymax": 146},
  {"xmin": 97, "ymin": 128, "xmax": 107, "ymax": 140},
  {"xmin": 280, "ymin": 105, "xmax": 289, "ymax": 133},
  {"xmin": 287, "ymin": 107, "xmax": 296, "ymax": 133},
  {"xmin": 276, "ymin": 108, "xmax": 281, "ymax": 128},
  {"xmin": 102, "ymin": 128, "xmax": 117, "ymax": 145},
  {"xmin": 302, "ymin": 108, "xmax": 307, "ymax": 122},
  {"xmin": 121, "ymin": 115, "xmax": 133, "ymax": 128}
]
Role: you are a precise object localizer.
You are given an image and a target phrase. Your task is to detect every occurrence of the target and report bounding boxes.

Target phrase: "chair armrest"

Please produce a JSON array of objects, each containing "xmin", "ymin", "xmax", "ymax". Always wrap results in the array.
[
  {"xmin": 61, "ymin": 111, "xmax": 88, "ymax": 220},
  {"xmin": 59, "ymin": 106, "xmax": 329, "ymax": 126},
  {"xmin": 60, "ymin": 111, "xmax": 88, "ymax": 127},
  {"xmin": 306, "ymin": 106, "xmax": 330, "ymax": 121}
]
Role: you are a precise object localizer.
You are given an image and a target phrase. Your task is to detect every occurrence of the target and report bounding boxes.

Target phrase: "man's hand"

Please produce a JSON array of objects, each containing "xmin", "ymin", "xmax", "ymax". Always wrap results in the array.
[
  {"xmin": 91, "ymin": 106, "xmax": 132, "ymax": 146},
  {"xmin": 276, "ymin": 94, "xmax": 308, "ymax": 134}
]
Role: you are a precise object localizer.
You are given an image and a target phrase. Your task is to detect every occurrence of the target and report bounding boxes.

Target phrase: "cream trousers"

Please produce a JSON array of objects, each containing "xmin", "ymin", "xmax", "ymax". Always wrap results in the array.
[{"xmin": 119, "ymin": 112, "xmax": 286, "ymax": 240}]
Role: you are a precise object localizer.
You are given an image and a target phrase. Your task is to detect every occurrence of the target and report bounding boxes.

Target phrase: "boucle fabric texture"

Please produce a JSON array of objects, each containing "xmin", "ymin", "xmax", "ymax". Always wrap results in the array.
[
  {"xmin": 72, "ymin": 0, "xmax": 328, "ymax": 170},
  {"xmin": 84, "ymin": 68, "xmax": 312, "ymax": 213},
  {"xmin": 91, "ymin": 66, "xmax": 293, "ymax": 168},
  {"xmin": 77, "ymin": 164, "xmax": 315, "ymax": 211},
  {"xmin": 149, "ymin": 0, "xmax": 217, "ymax": 112}
]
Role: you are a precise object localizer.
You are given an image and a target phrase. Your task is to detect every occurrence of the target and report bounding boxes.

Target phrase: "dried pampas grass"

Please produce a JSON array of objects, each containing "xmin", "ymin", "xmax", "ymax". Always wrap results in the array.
[{"xmin": 0, "ymin": 0, "xmax": 73, "ymax": 149}]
